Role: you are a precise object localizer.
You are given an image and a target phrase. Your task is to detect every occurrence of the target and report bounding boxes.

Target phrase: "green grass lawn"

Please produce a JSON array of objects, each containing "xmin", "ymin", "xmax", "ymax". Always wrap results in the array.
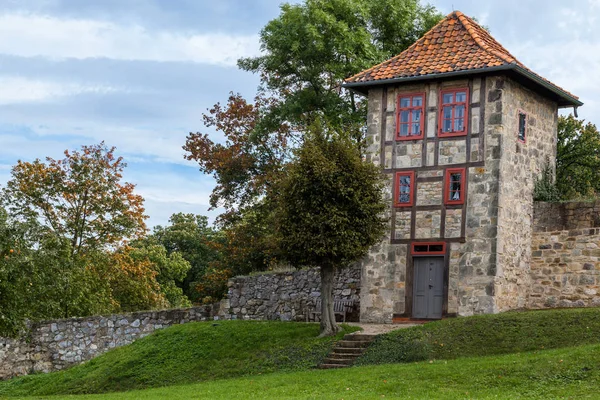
[
  {"xmin": 358, "ymin": 307, "xmax": 600, "ymax": 365},
  {"xmin": 10, "ymin": 343, "xmax": 600, "ymax": 399},
  {"xmin": 0, "ymin": 321, "xmax": 359, "ymax": 397}
]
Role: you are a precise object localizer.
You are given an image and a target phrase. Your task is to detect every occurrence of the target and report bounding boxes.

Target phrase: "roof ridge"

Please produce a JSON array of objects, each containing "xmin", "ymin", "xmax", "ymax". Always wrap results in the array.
[{"xmin": 454, "ymin": 11, "xmax": 516, "ymax": 65}]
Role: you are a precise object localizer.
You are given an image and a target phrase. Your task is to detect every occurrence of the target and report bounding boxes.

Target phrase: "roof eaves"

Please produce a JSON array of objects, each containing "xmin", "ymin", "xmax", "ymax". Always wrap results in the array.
[
  {"xmin": 343, "ymin": 64, "xmax": 583, "ymax": 108},
  {"xmin": 342, "ymin": 64, "xmax": 515, "ymax": 91},
  {"xmin": 512, "ymin": 65, "xmax": 583, "ymax": 107}
]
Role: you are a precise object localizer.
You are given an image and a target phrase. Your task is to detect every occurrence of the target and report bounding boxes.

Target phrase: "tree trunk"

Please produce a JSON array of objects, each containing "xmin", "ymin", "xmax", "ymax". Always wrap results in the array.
[{"xmin": 319, "ymin": 264, "xmax": 340, "ymax": 337}]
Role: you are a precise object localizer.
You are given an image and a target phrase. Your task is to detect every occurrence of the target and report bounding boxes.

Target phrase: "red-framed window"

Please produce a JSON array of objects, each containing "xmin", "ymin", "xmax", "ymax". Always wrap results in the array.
[
  {"xmin": 439, "ymin": 88, "xmax": 469, "ymax": 137},
  {"xmin": 394, "ymin": 171, "xmax": 415, "ymax": 207},
  {"xmin": 444, "ymin": 168, "xmax": 466, "ymax": 205},
  {"xmin": 518, "ymin": 110, "xmax": 527, "ymax": 143},
  {"xmin": 411, "ymin": 242, "xmax": 446, "ymax": 255},
  {"xmin": 396, "ymin": 93, "xmax": 425, "ymax": 140}
]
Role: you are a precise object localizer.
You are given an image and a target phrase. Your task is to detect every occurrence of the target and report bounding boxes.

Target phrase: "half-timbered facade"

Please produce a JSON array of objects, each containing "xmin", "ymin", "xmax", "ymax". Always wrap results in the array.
[{"xmin": 343, "ymin": 11, "xmax": 582, "ymax": 323}]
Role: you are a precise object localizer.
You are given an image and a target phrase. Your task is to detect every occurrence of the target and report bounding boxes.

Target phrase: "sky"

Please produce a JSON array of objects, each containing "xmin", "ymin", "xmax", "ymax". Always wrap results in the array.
[{"xmin": 0, "ymin": 0, "xmax": 598, "ymax": 229}]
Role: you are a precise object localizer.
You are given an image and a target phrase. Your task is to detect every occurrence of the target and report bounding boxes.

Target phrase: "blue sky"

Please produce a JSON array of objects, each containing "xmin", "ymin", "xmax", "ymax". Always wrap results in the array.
[{"xmin": 0, "ymin": 0, "xmax": 598, "ymax": 228}]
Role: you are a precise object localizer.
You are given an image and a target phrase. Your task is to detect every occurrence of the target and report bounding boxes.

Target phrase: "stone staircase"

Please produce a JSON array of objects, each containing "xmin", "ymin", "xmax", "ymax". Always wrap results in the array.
[{"xmin": 319, "ymin": 333, "xmax": 377, "ymax": 369}]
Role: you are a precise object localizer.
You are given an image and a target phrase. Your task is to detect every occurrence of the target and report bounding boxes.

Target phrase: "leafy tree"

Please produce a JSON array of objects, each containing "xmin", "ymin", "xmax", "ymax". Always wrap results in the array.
[
  {"xmin": 127, "ymin": 243, "xmax": 192, "ymax": 308},
  {"xmin": 274, "ymin": 126, "xmax": 387, "ymax": 336},
  {"xmin": 238, "ymin": 0, "xmax": 442, "ymax": 137},
  {"xmin": 184, "ymin": 1, "xmax": 440, "ymax": 283},
  {"xmin": 0, "ymin": 208, "xmax": 115, "ymax": 335},
  {"xmin": 106, "ymin": 246, "xmax": 168, "ymax": 312},
  {"xmin": 186, "ymin": 1, "xmax": 441, "ymax": 220},
  {"xmin": 555, "ymin": 115, "xmax": 600, "ymax": 199},
  {"xmin": 148, "ymin": 213, "xmax": 223, "ymax": 301},
  {"xmin": 2, "ymin": 142, "xmax": 147, "ymax": 255}
]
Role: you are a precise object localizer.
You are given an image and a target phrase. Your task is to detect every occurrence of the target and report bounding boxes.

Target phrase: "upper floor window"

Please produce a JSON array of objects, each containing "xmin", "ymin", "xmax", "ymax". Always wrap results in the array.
[
  {"xmin": 439, "ymin": 88, "xmax": 469, "ymax": 137},
  {"xmin": 444, "ymin": 168, "xmax": 466, "ymax": 205},
  {"xmin": 518, "ymin": 111, "xmax": 527, "ymax": 143},
  {"xmin": 396, "ymin": 93, "xmax": 425, "ymax": 140},
  {"xmin": 394, "ymin": 171, "xmax": 415, "ymax": 207}
]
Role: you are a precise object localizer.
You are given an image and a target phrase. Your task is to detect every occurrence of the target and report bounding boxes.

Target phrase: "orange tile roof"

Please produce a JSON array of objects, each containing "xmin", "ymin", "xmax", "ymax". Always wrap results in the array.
[{"xmin": 345, "ymin": 11, "xmax": 581, "ymax": 106}]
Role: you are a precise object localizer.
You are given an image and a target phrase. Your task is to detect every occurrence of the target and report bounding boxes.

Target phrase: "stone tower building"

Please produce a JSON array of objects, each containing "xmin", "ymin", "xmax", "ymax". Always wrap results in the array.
[{"xmin": 343, "ymin": 11, "xmax": 582, "ymax": 323}]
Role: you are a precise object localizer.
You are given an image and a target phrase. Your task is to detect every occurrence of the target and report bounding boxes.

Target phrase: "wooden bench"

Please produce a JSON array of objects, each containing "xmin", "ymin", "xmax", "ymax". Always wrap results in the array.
[{"xmin": 307, "ymin": 299, "xmax": 355, "ymax": 323}]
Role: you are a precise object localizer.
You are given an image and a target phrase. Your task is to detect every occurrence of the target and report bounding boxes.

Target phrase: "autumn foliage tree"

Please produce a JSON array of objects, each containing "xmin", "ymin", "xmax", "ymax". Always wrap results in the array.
[
  {"xmin": 184, "ymin": 94, "xmax": 289, "ymax": 277},
  {"xmin": 2, "ymin": 142, "xmax": 147, "ymax": 254},
  {"xmin": 184, "ymin": 94, "xmax": 292, "ymax": 218},
  {"xmin": 0, "ymin": 144, "xmax": 190, "ymax": 332}
]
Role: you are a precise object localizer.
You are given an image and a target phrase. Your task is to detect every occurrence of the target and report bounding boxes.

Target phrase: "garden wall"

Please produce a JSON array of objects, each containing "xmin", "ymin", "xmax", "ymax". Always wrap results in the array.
[
  {"xmin": 0, "ymin": 305, "xmax": 220, "ymax": 380},
  {"xmin": 534, "ymin": 200, "xmax": 600, "ymax": 232},
  {"xmin": 0, "ymin": 265, "xmax": 360, "ymax": 380},
  {"xmin": 529, "ymin": 228, "xmax": 600, "ymax": 309},
  {"xmin": 225, "ymin": 265, "xmax": 361, "ymax": 322},
  {"xmin": 529, "ymin": 200, "xmax": 600, "ymax": 309}
]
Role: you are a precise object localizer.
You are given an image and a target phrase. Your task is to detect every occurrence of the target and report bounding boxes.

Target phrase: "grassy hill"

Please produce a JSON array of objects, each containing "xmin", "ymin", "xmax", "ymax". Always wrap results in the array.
[
  {"xmin": 0, "ymin": 321, "xmax": 359, "ymax": 397},
  {"xmin": 2, "ymin": 308, "xmax": 600, "ymax": 398},
  {"xmin": 8, "ymin": 343, "xmax": 600, "ymax": 399}
]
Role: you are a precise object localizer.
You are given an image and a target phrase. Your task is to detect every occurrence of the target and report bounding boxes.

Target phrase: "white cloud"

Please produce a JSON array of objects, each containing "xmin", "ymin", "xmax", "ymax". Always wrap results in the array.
[
  {"xmin": 0, "ymin": 76, "xmax": 121, "ymax": 104},
  {"xmin": 0, "ymin": 126, "xmax": 193, "ymax": 167},
  {"xmin": 0, "ymin": 13, "xmax": 260, "ymax": 66}
]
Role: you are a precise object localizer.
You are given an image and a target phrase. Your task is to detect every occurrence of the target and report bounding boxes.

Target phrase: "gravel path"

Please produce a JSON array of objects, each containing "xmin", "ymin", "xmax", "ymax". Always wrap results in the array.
[{"xmin": 346, "ymin": 323, "xmax": 418, "ymax": 335}]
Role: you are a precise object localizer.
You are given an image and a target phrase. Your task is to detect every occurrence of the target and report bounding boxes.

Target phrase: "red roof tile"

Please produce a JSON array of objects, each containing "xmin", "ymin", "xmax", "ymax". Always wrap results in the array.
[{"xmin": 345, "ymin": 11, "xmax": 580, "ymax": 104}]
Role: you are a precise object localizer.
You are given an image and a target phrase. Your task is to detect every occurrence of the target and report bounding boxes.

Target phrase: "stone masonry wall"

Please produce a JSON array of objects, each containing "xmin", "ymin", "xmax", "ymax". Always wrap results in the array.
[
  {"xmin": 451, "ymin": 76, "xmax": 500, "ymax": 316},
  {"xmin": 226, "ymin": 266, "xmax": 360, "ymax": 322},
  {"xmin": 534, "ymin": 201, "xmax": 600, "ymax": 232},
  {"xmin": 0, "ymin": 306, "xmax": 218, "ymax": 380},
  {"xmin": 494, "ymin": 77, "xmax": 558, "ymax": 311},
  {"xmin": 1, "ymin": 265, "xmax": 360, "ymax": 381},
  {"xmin": 529, "ymin": 228, "xmax": 600, "ymax": 309},
  {"xmin": 361, "ymin": 86, "xmax": 406, "ymax": 323}
]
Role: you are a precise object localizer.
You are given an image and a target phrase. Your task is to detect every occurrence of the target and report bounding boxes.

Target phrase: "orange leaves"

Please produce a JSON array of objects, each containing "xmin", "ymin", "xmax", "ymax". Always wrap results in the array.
[
  {"xmin": 2, "ymin": 142, "xmax": 148, "ymax": 254},
  {"xmin": 107, "ymin": 246, "xmax": 168, "ymax": 312},
  {"xmin": 183, "ymin": 93, "xmax": 292, "ymax": 214}
]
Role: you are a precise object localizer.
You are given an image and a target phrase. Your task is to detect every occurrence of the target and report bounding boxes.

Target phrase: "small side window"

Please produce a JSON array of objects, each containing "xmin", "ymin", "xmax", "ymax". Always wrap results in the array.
[
  {"xmin": 394, "ymin": 171, "xmax": 415, "ymax": 207},
  {"xmin": 518, "ymin": 111, "xmax": 527, "ymax": 143}
]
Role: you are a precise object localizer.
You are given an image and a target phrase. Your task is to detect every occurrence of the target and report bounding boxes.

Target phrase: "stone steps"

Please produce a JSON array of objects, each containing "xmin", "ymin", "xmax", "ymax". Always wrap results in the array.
[{"xmin": 318, "ymin": 333, "xmax": 377, "ymax": 369}]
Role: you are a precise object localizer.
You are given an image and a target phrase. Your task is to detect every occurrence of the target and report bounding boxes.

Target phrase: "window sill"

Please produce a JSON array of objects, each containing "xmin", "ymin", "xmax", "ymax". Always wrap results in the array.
[
  {"xmin": 396, "ymin": 135, "xmax": 424, "ymax": 141},
  {"xmin": 439, "ymin": 131, "xmax": 467, "ymax": 138}
]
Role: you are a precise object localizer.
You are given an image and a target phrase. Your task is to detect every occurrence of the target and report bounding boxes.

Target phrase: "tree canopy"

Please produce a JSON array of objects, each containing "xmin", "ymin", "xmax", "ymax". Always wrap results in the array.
[
  {"xmin": 556, "ymin": 115, "xmax": 600, "ymax": 199},
  {"xmin": 185, "ymin": 0, "xmax": 442, "ymax": 222},
  {"xmin": 144, "ymin": 213, "xmax": 223, "ymax": 303},
  {"xmin": 238, "ymin": 0, "xmax": 442, "ymax": 137},
  {"xmin": 535, "ymin": 115, "xmax": 600, "ymax": 201},
  {"xmin": 2, "ymin": 142, "xmax": 147, "ymax": 254},
  {"xmin": 0, "ymin": 145, "xmax": 204, "ymax": 336}
]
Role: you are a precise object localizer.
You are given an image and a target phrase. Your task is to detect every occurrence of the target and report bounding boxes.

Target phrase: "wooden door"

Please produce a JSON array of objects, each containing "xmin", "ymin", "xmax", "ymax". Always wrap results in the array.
[{"xmin": 413, "ymin": 257, "xmax": 444, "ymax": 319}]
